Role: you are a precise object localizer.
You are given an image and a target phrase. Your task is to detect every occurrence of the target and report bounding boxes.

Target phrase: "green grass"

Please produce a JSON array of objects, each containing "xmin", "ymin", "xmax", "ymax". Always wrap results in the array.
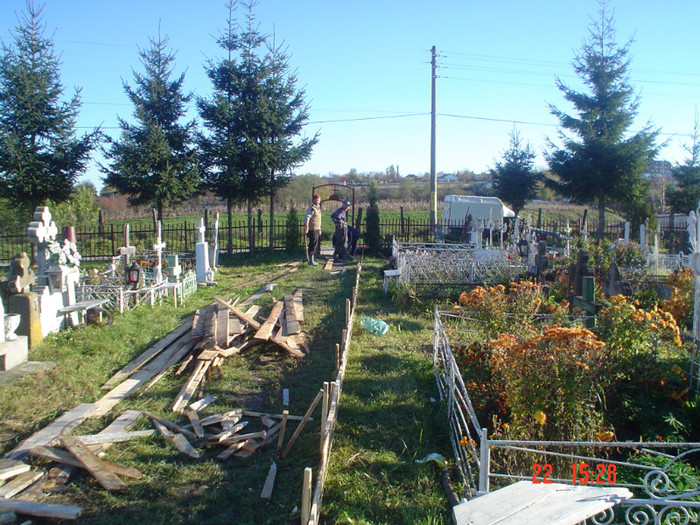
[{"xmin": 0, "ymin": 253, "xmax": 450, "ymax": 524}]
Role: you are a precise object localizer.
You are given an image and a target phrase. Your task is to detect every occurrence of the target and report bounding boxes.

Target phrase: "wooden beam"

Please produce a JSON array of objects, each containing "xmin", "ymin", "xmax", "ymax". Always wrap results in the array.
[
  {"xmin": 61, "ymin": 436, "xmax": 127, "ymax": 492},
  {"xmin": 143, "ymin": 412, "xmax": 198, "ymax": 440},
  {"xmin": 276, "ymin": 411, "xmax": 289, "ymax": 456},
  {"xmin": 260, "ymin": 462, "xmax": 277, "ymax": 500},
  {"xmin": 186, "ymin": 410, "xmax": 205, "ymax": 438},
  {"xmin": 0, "ymin": 498, "xmax": 82, "ymax": 520},
  {"xmin": 71, "ymin": 430, "xmax": 155, "ymax": 445},
  {"xmin": 243, "ymin": 410, "xmax": 309, "ymax": 421},
  {"xmin": 219, "ymin": 430, "xmax": 267, "ymax": 446},
  {"xmin": 216, "ymin": 441, "xmax": 246, "ymax": 461},
  {"xmin": 0, "ymin": 470, "xmax": 44, "ymax": 498},
  {"xmin": 293, "ymin": 289, "xmax": 304, "ymax": 323},
  {"xmin": 171, "ymin": 359, "xmax": 214, "ymax": 413},
  {"xmin": 151, "ymin": 420, "xmax": 200, "ymax": 459},
  {"xmin": 88, "ymin": 410, "xmax": 143, "ymax": 455},
  {"xmin": 28, "ymin": 446, "xmax": 142, "ymax": 479},
  {"xmin": 284, "ymin": 295, "xmax": 301, "ymax": 335},
  {"xmin": 213, "ymin": 296, "xmax": 261, "ymax": 330},
  {"xmin": 301, "ymin": 467, "xmax": 312, "ymax": 524},
  {"xmin": 254, "ymin": 301, "xmax": 284, "ymax": 341},
  {"xmin": 280, "ymin": 389, "xmax": 324, "ymax": 459}
]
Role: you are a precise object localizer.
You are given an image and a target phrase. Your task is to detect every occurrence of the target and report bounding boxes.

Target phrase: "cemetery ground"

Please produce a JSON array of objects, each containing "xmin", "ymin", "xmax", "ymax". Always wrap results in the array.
[{"xmin": 0, "ymin": 252, "xmax": 451, "ymax": 524}]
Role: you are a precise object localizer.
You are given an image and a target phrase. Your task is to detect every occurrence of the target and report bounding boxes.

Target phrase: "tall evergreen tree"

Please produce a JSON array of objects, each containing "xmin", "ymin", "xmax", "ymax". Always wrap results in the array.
[
  {"xmin": 198, "ymin": 1, "xmax": 317, "ymax": 253},
  {"xmin": 490, "ymin": 130, "xmax": 539, "ymax": 217},
  {"xmin": 667, "ymin": 113, "xmax": 700, "ymax": 214},
  {"xmin": 0, "ymin": 1, "xmax": 97, "ymax": 217},
  {"xmin": 102, "ymin": 30, "xmax": 200, "ymax": 223},
  {"xmin": 545, "ymin": 2, "xmax": 658, "ymax": 240}
]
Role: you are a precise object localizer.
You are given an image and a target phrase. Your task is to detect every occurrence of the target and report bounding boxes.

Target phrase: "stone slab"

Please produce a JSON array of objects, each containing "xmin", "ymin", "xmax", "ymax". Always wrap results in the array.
[
  {"xmin": 0, "ymin": 336, "xmax": 28, "ymax": 371},
  {"xmin": 0, "ymin": 360, "xmax": 55, "ymax": 388}
]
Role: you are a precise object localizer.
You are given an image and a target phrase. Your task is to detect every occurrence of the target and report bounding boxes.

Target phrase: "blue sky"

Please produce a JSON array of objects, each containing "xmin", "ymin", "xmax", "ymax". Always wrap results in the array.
[{"xmin": 1, "ymin": 0, "xmax": 699, "ymax": 189}]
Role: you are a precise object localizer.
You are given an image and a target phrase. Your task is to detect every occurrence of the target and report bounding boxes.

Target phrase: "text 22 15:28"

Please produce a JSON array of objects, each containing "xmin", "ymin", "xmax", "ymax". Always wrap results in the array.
[{"xmin": 532, "ymin": 463, "xmax": 617, "ymax": 484}]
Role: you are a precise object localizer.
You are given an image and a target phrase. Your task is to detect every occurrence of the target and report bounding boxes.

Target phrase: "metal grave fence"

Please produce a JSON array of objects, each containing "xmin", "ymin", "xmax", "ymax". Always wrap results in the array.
[{"xmin": 433, "ymin": 308, "xmax": 700, "ymax": 525}]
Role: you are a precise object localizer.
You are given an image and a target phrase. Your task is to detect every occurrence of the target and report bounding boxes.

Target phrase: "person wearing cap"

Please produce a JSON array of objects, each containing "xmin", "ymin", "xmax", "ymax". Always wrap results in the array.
[
  {"xmin": 331, "ymin": 200, "xmax": 358, "ymax": 258},
  {"xmin": 304, "ymin": 194, "xmax": 322, "ymax": 265}
]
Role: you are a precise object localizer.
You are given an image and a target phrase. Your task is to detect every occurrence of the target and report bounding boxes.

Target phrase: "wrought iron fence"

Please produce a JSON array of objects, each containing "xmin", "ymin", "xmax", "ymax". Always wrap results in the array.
[{"xmin": 433, "ymin": 308, "xmax": 700, "ymax": 524}]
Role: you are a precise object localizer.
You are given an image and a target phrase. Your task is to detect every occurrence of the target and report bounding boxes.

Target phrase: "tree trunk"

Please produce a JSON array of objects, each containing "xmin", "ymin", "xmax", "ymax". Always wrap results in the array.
[
  {"xmin": 597, "ymin": 194, "xmax": 606, "ymax": 241},
  {"xmin": 268, "ymin": 186, "xmax": 275, "ymax": 253},
  {"xmin": 247, "ymin": 199, "xmax": 254, "ymax": 253},
  {"xmin": 227, "ymin": 197, "xmax": 233, "ymax": 255}
]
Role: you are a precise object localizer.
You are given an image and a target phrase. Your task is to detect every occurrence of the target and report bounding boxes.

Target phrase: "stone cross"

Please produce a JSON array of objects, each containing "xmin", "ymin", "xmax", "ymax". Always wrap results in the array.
[
  {"xmin": 27, "ymin": 206, "xmax": 58, "ymax": 278},
  {"xmin": 152, "ymin": 221, "xmax": 166, "ymax": 283},
  {"xmin": 195, "ymin": 218, "xmax": 210, "ymax": 283},
  {"xmin": 197, "ymin": 218, "xmax": 206, "ymax": 244},
  {"xmin": 118, "ymin": 224, "xmax": 135, "ymax": 269}
]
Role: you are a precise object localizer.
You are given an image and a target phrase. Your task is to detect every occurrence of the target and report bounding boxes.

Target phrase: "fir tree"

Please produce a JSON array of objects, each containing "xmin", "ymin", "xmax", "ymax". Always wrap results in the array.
[
  {"xmin": 0, "ymin": 1, "xmax": 97, "ymax": 217},
  {"xmin": 102, "ymin": 30, "xmax": 200, "ymax": 223},
  {"xmin": 667, "ymin": 113, "xmax": 700, "ymax": 214},
  {"xmin": 545, "ymin": 2, "xmax": 658, "ymax": 240},
  {"xmin": 490, "ymin": 130, "xmax": 539, "ymax": 217}
]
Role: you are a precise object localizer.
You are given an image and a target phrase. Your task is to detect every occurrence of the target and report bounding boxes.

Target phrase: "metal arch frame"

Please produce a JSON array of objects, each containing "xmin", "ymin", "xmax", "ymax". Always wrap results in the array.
[{"xmin": 312, "ymin": 183, "xmax": 356, "ymax": 227}]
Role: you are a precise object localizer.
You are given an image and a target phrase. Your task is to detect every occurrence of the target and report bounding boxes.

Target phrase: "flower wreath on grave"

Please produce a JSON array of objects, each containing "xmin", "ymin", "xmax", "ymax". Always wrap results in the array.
[{"xmin": 45, "ymin": 239, "xmax": 82, "ymax": 267}]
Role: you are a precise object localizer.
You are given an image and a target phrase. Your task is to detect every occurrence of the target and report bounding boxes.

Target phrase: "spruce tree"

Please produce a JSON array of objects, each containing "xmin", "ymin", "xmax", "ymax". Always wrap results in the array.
[
  {"xmin": 490, "ymin": 130, "xmax": 539, "ymax": 217},
  {"xmin": 0, "ymin": 1, "xmax": 97, "ymax": 217},
  {"xmin": 545, "ymin": 3, "xmax": 658, "ymax": 240},
  {"xmin": 102, "ymin": 31, "xmax": 200, "ymax": 223},
  {"xmin": 198, "ymin": 1, "xmax": 316, "ymax": 253},
  {"xmin": 667, "ymin": 114, "xmax": 700, "ymax": 214}
]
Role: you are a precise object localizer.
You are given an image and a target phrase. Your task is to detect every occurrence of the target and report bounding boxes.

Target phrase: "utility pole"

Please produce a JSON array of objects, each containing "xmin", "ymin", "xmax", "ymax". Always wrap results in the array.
[{"xmin": 429, "ymin": 45, "xmax": 437, "ymax": 233}]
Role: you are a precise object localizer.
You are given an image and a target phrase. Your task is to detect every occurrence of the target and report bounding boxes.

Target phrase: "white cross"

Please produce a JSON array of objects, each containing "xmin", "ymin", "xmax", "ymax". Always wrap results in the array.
[{"xmin": 197, "ymin": 218, "xmax": 206, "ymax": 244}]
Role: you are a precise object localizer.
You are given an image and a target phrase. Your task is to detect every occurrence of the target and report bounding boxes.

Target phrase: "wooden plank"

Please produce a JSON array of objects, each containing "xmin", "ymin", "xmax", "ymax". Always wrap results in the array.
[
  {"xmin": 261, "ymin": 416, "xmax": 275, "ymax": 428},
  {"xmin": 293, "ymin": 289, "xmax": 304, "ymax": 323},
  {"xmin": 61, "ymin": 436, "xmax": 127, "ymax": 492},
  {"xmin": 219, "ymin": 430, "xmax": 267, "ymax": 446},
  {"xmin": 260, "ymin": 462, "xmax": 277, "ymax": 500},
  {"xmin": 254, "ymin": 301, "xmax": 284, "ymax": 341},
  {"xmin": 284, "ymin": 295, "xmax": 301, "ymax": 335},
  {"xmin": 271, "ymin": 331, "xmax": 305, "ymax": 359},
  {"xmin": 137, "ymin": 334, "xmax": 201, "ymax": 396},
  {"xmin": 8, "ymin": 403, "xmax": 96, "ymax": 459},
  {"xmin": 29, "ymin": 446, "xmax": 142, "ymax": 479},
  {"xmin": 275, "ymin": 411, "xmax": 288, "ymax": 456},
  {"xmin": 323, "ymin": 259, "xmax": 333, "ymax": 271},
  {"xmin": 186, "ymin": 410, "xmax": 205, "ymax": 438},
  {"xmin": 0, "ymin": 498, "xmax": 82, "ymax": 520},
  {"xmin": 100, "ymin": 316, "xmax": 194, "ymax": 389},
  {"xmin": 211, "ymin": 421, "xmax": 249, "ymax": 443},
  {"xmin": 171, "ymin": 359, "xmax": 214, "ymax": 413},
  {"xmin": 88, "ymin": 410, "xmax": 143, "ymax": 454},
  {"xmin": 213, "ymin": 296, "xmax": 261, "ymax": 330},
  {"xmin": 0, "ymin": 470, "xmax": 44, "ymax": 499},
  {"xmin": 0, "ymin": 459, "xmax": 30, "ymax": 481},
  {"xmin": 71, "ymin": 430, "xmax": 155, "ymax": 445},
  {"xmin": 189, "ymin": 396, "xmax": 216, "ymax": 412},
  {"xmin": 280, "ymin": 389, "xmax": 323, "ymax": 459},
  {"xmin": 151, "ymin": 420, "xmax": 200, "ymax": 459},
  {"xmin": 143, "ymin": 412, "xmax": 198, "ymax": 440},
  {"xmin": 215, "ymin": 305, "xmax": 230, "ymax": 348},
  {"xmin": 197, "ymin": 349, "xmax": 220, "ymax": 361},
  {"xmin": 216, "ymin": 441, "xmax": 246, "ymax": 461},
  {"xmin": 243, "ymin": 410, "xmax": 309, "ymax": 422},
  {"xmin": 199, "ymin": 410, "xmax": 243, "ymax": 427}
]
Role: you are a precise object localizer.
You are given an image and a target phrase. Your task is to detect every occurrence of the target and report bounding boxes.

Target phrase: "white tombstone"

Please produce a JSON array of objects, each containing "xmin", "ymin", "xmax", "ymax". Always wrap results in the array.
[
  {"xmin": 27, "ymin": 206, "xmax": 58, "ymax": 280},
  {"xmin": 640, "ymin": 223, "xmax": 646, "ymax": 251},
  {"xmin": 195, "ymin": 218, "xmax": 210, "ymax": 284},
  {"xmin": 623, "ymin": 222, "xmax": 630, "ymax": 243},
  {"xmin": 152, "ymin": 221, "xmax": 166, "ymax": 284}
]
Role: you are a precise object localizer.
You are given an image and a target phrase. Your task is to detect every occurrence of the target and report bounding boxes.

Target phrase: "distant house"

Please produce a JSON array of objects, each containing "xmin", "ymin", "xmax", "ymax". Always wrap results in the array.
[{"xmin": 438, "ymin": 173, "xmax": 458, "ymax": 182}]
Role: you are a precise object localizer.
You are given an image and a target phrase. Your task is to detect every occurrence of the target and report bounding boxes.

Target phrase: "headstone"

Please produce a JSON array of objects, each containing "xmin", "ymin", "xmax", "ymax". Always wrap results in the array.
[
  {"xmin": 605, "ymin": 262, "xmax": 631, "ymax": 297},
  {"xmin": 8, "ymin": 293, "xmax": 42, "ymax": 349},
  {"xmin": 118, "ymin": 224, "xmax": 135, "ymax": 282},
  {"xmin": 208, "ymin": 212, "xmax": 220, "ymax": 271},
  {"xmin": 166, "ymin": 255, "xmax": 182, "ymax": 281},
  {"xmin": 570, "ymin": 249, "xmax": 594, "ymax": 297},
  {"xmin": 623, "ymin": 222, "xmax": 630, "ymax": 243},
  {"xmin": 4, "ymin": 253, "xmax": 35, "ymax": 294},
  {"xmin": 534, "ymin": 241, "xmax": 550, "ymax": 283},
  {"xmin": 26, "ymin": 206, "xmax": 58, "ymax": 279},
  {"xmin": 195, "ymin": 218, "xmax": 210, "ymax": 284}
]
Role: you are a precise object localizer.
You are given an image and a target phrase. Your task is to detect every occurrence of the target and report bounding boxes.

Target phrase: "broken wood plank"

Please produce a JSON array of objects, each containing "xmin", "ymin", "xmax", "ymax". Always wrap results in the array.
[
  {"xmin": 211, "ymin": 421, "xmax": 249, "ymax": 443},
  {"xmin": 281, "ymin": 389, "xmax": 324, "ymax": 459},
  {"xmin": 213, "ymin": 296, "xmax": 262, "ymax": 330},
  {"xmin": 189, "ymin": 396, "xmax": 216, "ymax": 412},
  {"xmin": 254, "ymin": 301, "xmax": 284, "ymax": 341},
  {"xmin": 0, "ymin": 470, "xmax": 44, "ymax": 499},
  {"xmin": 259, "ymin": 422, "xmax": 282, "ymax": 448},
  {"xmin": 275, "ymin": 411, "xmax": 289, "ymax": 456},
  {"xmin": 0, "ymin": 459, "xmax": 30, "ymax": 481},
  {"xmin": 271, "ymin": 331, "xmax": 305, "ymax": 359},
  {"xmin": 243, "ymin": 410, "xmax": 309, "ymax": 421},
  {"xmin": 216, "ymin": 441, "xmax": 246, "ymax": 461},
  {"xmin": 70, "ymin": 430, "xmax": 155, "ymax": 446},
  {"xmin": 8, "ymin": 403, "xmax": 97, "ymax": 460},
  {"xmin": 284, "ymin": 295, "xmax": 301, "ymax": 335},
  {"xmin": 61, "ymin": 436, "xmax": 127, "ymax": 492},
  {"xmin": 28, "ymin": 446, "xmax": 142, "ymax": 480},
  {"xmin": 186, "ymin": 410, "xmax": 205, "ymax": 438},
  {"xmin": 171, "ymin": 359, "xmax": 214, "ymax": 413},
  {"xmin": 151, "ymin": 420, "xmax": 200, "ymax": 459},
  {"xmin": 174, "ymin": 354, "xmax": 194, "ymax": 376},
  {"xmin": 260, "ymin": 462, "xmax": 277, "ymax": 500},
  {"xmin": 197, "ymin": 349, "xmax": 221, "ymax": 361},
  {"xmin": 89, "ymin": 410, "xmax": 143, "ymax": 455},
  {"xmin": 0, "ymin": 498, "xmax": 82, "ymax": 520},
  {"xmin": 100, "ymin": 316, "xmax": 194, "ymax": 389},
  {"xmin": 261, "ymin": 416, "xmax": 275, "ymax": 428},
  {"xmin": 219, "ymin": 430, "xmax": 267, "ymax": 446},
  {"xmin": 143, "ymin": 412, "xmax": 198, "ymax": 440},
  {"xmin": 199, "ymin": 410, "xmax": 243, "ymax": 427}
]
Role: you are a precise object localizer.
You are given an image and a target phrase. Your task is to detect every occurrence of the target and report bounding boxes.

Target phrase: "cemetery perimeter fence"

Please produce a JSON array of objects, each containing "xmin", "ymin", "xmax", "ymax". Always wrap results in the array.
[
  {"xmin": 2, "ymin": 218, "xmax": 684, "ymax": 265},
  {"xmin": 433, "ymin": 308, "xmax": 700, "ymax": 525}
]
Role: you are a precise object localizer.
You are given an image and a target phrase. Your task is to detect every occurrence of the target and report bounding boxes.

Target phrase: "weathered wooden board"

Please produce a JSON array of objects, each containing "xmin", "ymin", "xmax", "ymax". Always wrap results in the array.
[
  {"xmin": 88, "ymin": 410, "xmax": 143, "ymax": 455},
  {"xmin": 213, "ymin": 297, "xmax": 261, "ymax": 330},
  {"xmin": 71, "ymin": 430, "xmax": 155, "ymax": 446},
  {"xmin": 151, "ymin": 420, "xmax": 200, "ymax": 459},
  {"xmin": 255, "ymin": 301, "xmax": 284, "ymax": 341},
  {"xmin": 61, "ymin": 437, "xmax": 127, "ymax": 492},
  {"xmin": 215, "ymin": 305, "xmax": 230, "ymax": 347},
  {"xmin": 0, "ymin": 470, "xmax": 44, "ymax": 498},
  {"xmin": 323, "ymin": 259, "xmax": 333, "ymax": 271},
  {"xmin": 8, "ymin": 403, "xmax": 96, "ymax": 459},
  {"xmin": 0, "ymin": 459, "xmax": 30, "ymax": 481},
  {"xmin": 188, "ymin": 396, "xmax": 216, "ymax": 412},
  {"xmin": 0, "ymin": 498, "xmax": 82, "ymax": 520},
  {"xmin": 283, "ymin": 295, "xmax": 300, "ymax": 335},
  {"xmin": 171, "ymin": 359, "xmax": 214, "ymax": 413},
  {"xmin": 186, "ymin": 410, "xmax": 205, "ymax": 438},
  {"xmin": 260, "ymin": 462, "xmax": 277, "ymax": 500},
  {"xmin": 100, "ymin": 316, "xmax": 194, "ymax": 389},
  {"xmin": 293, "ymin": 289, "xmax": 304, "ymax": 323},
  {"xmin": 28, "ymin": 446, "xmax": 142, "ymax": 479}
]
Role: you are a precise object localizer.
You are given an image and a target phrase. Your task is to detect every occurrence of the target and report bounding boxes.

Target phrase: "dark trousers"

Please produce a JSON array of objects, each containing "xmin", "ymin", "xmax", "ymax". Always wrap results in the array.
[{"xmin": 307, "ymin": 230, "xmax": 320, "ymax": 255}]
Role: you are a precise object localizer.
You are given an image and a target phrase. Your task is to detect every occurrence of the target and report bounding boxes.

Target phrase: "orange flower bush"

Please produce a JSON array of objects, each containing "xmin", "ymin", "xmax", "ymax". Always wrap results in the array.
[{"xmin": 662, "ymin": 268, "xmax": 694, "ymax": 330}]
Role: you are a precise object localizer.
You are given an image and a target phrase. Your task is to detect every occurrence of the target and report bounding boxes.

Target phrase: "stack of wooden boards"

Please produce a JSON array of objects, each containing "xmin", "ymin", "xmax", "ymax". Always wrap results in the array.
[{"xmin": 0, "ymin": 285, "xmax": 312, "ymax": 520}]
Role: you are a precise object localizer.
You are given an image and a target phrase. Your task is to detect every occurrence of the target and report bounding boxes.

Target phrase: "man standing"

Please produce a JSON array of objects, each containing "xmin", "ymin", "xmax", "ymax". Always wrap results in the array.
[
  {"xmin": 331, "ymin": 200, "xmax": 358, "ymax": 258},
  {"xmin": 304, "ymin": 194, "xmax": 322, "ymax": 266}
]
